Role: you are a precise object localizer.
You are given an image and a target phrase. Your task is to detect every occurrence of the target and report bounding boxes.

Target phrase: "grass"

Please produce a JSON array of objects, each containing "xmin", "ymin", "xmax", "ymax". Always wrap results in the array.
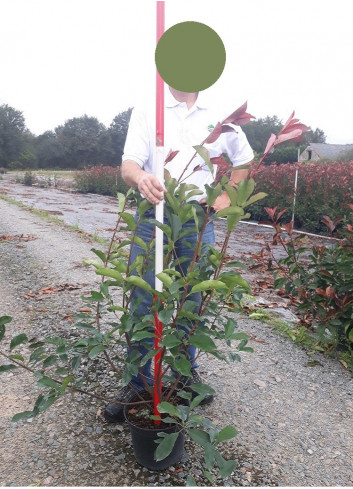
[
  {"xmin": 246, "ymin": 305, "xmax": 353, "ymax": 371},
  {"xmin": 8, "ymin": 169, "xmax": 75, "ymax": 179}
]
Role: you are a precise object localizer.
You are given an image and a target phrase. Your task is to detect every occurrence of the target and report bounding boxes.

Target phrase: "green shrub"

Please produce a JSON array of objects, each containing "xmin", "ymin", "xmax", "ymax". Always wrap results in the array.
[
  {"xmin": 23, "ymin": 171, "xmax": 35, "ymax": 186},
  {"xmin": 74, "ymin": 165, "xmax": 129, "ymax": 196},
  {"xmin": 265, "ymin": 208, "xmax": 353, "ymax": 352}
]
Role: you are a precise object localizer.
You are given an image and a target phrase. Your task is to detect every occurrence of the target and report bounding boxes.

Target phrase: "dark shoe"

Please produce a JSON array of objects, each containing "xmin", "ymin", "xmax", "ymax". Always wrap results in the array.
[
  {"xmin": 104, "ymin": 385, "xmax": 138, "ymax": 423},
  {"xmin": 178, "ymin": 369, "xmax": 214, "ymax": 406}
]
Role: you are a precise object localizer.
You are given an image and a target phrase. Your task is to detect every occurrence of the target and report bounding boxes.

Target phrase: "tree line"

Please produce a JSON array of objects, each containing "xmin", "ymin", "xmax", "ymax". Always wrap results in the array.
[
  {"xmin": 0, "ymin": 104, "xmax": 133, "ymax": 170},
  {"xmin": 0, "ymin": 104, "xmax": 326, "ymax": 170}
]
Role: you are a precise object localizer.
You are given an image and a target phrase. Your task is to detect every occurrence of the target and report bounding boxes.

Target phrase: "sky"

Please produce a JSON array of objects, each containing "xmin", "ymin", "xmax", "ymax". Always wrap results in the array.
[{"xmin": 1, "ymin": 0, "xmax": 353, "ymax": 144}]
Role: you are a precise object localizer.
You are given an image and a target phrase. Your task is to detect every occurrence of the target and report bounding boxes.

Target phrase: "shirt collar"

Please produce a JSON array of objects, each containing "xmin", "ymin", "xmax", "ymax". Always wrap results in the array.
[{"xmin": 165, "ymin": 88, "xmax": 208, "ymax": 110}]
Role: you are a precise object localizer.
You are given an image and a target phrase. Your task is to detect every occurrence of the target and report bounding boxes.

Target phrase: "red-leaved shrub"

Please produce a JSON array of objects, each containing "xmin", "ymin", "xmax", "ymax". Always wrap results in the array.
[
  {"xmin": 249, "ymin": 160, "xmax": 353, "ymax": 234},
  {"xmin": 74, "ymin": 165, "xmax": 129, "ymax": 196}
]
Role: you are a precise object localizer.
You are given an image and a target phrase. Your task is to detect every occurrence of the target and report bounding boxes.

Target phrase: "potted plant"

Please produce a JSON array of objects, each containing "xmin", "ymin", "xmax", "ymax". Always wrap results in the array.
[{"xmin": 0, "ymin": 104, "xmax": 308, "ymax": 484}]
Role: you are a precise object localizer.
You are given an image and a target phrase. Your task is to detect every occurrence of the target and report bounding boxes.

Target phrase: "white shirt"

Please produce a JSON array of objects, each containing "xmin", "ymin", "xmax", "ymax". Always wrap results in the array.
[{"xmin": 122, "ymin": 88, "xmax": 254, "ymax": 200}]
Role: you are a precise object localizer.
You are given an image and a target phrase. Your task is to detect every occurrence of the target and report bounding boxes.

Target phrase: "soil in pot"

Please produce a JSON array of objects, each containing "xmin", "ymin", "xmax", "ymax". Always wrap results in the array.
[{"xmin": 124, "ymin": 391, "xmax": 186, "ymax": 471}]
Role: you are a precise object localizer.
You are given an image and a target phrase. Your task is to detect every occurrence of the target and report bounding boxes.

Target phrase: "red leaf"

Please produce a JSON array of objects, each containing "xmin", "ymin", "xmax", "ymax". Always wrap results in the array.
[
  {"xmin": 282, "ymin": 221, "xmax": 294, "ymax": 235},
  {"xmin": 264, "ymin": 206, "xmax": 278, "ymax": 220},
  {"xmin": 280, "ymin": 123, "xmax": 309, "ymax": 135},
  {"xmin": 221, "ymin": 124, "xmax": 236, "ymax": 134},
  {"xmin": 263, "ymin": 133, "xmax": 276, "ymax": 155},
  {"xmin": 165, "ymin": 150, "xmax": 179, "ymax": 163},
  {"xmin": 222, "ymin": 101, "xmax": 255, "ymax": 126},
  {"xmin": 210, "ymin": 155, "xmax": 231, "ymax": 167},
  {"xmin": 204, "ymin": 122, "xmax": 222, "ymax": 144},
  {"xmin": 274, "ymin": 128, "xmax": 303, "ymax": 146},
  {"xmin": 280, "ymin": 111, "xmax": 296, "ymax": 134}
]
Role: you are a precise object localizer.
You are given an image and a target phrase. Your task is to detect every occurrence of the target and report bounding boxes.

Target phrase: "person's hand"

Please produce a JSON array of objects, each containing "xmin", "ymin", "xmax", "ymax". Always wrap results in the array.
[
  {"xmin": 137, "ymin": 172, "xmax": 166, "ymax": 205},
  {"xmin": 212, "ymin": 192, "xmax": 231, "ymax": 212},
  {"xmin": 199, "ymin": 192, "xmax": 231, "ymax": 213}
]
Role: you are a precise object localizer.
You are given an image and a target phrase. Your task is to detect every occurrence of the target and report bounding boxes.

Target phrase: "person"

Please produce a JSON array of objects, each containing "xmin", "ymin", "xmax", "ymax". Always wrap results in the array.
[{"xmin": 104, "ymin": 86, "xmax": 254, "ymax": 422}]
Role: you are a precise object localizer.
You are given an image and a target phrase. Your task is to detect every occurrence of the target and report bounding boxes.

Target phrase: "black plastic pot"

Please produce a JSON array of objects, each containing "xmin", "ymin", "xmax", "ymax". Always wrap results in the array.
[{"xmin": 124, "ymin": 404, "xmax": 185, "ymax": 471}]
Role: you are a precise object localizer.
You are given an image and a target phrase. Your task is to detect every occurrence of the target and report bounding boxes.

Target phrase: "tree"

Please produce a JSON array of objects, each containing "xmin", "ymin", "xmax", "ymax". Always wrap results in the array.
[
  {"xmin": 55, "ymin": 115, "xmax": 109, "ymax": 169},
  {"xmin": 0, "ymin": 104, "xmax": 27, "ymax": 167},
  {"xmin": 242, "ymin": 115, "xmax": 282, "ymax": 154},
  {"xmin": 303, "ymin": 127, "xmax": 326, "ymax": 145},
  {"xmin": 108, "ymin": 108, "xmax": 132, "ymax": 165},
  {"xmin": 243, "ymin": 115, "xmax": 327, "ymax": 164},
  {"xmin": 35, "ymin": 131, "xmax": 65, "ymax": 169}
]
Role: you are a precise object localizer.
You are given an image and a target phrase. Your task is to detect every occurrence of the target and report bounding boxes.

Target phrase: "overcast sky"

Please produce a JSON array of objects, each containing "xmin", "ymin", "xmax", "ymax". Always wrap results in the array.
[{"xmin": 1, "ymin": 0, "xmax": 352, "ymax": 143}]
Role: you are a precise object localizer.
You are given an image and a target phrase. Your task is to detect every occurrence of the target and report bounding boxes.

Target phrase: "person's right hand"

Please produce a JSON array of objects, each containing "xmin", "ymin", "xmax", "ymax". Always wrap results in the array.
[{"xmin": 136, "ymin": 172, "xmax": 166, "ymax": 205}]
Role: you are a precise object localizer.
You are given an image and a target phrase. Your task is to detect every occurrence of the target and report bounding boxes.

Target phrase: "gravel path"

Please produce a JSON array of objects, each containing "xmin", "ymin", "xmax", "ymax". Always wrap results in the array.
[{"xmin": 1, "ymin": 188, "xmax": 353, "ymax": 487}]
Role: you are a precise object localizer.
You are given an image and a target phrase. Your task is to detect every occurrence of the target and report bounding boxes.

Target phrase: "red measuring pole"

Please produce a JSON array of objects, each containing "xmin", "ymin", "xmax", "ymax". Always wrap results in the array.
[{"xmin": 153, "ymin": 0, "xmax": 165, "ymax": 423}]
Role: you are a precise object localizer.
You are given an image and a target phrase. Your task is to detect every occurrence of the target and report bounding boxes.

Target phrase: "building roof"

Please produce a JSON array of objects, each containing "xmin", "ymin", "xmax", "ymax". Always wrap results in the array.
[{"xmin": 307, "ymin": 143, "xmax": 353, "ymax": 159}]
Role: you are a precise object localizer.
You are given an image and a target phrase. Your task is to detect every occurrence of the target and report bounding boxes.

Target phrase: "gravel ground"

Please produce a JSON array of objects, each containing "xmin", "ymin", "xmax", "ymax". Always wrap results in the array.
[{"xmin": 1, "ymin": 188, "xmax": 353, "ymax": 487}]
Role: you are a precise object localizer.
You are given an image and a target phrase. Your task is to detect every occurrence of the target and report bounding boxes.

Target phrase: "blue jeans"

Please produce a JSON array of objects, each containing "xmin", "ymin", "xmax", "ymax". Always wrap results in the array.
[{"xmin": 128, "ymin": 206, "xmax": 215, "ymax": 389}]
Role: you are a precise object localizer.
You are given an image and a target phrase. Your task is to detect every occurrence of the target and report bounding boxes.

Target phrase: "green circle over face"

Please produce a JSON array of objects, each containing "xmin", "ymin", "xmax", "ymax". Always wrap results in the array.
[{"xmin": 155, "ymin": 21, "xmax": 226, "ymax": 92}]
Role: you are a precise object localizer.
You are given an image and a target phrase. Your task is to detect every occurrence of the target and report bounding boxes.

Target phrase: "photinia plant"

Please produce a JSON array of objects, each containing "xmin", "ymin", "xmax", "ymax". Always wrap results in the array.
[
  {"xmin": 0, "ymin": 102, "xmax": 309, "ymax": 484},
  {"xmin": 262, "ymin": 205, "xmax": 353, "ymax": 353}
]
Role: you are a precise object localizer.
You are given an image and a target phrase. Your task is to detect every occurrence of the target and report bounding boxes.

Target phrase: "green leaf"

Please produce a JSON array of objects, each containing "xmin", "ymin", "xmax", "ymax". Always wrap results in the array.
[
  {"xmin": 154, "ymin": 432, "xmax": 179, "ymax": 462},
  {"xmin": 244, "ymin": 191, "xmax": 267, "ymax": 206},
  {"xmin": 205, "ymin": 183, "xmax": 222, "ymax": 206},
  {"xmin": 36, "ymin": 394, "xmax": 59, "ymax": 413},
  {"xmin": 174, "ymin": 357, "xmax": 192, "ymax": 376},
  {"xmin": 91, "ymin": 248, "xmax": 106, "ymax": 262},
  {"xmin": 0, "ymin": 315, "xmax": 12, "ymax": 327},
  {"xmin": 125, "ymin": 276, "xmax": 153, "ymax": 293},
  {"xmin": 157, "ymin": 401, "xmax": 180, "ymax": 418},
  {"xmin": 42, "ymin": 355, "xmax": 58, "ymax": 368},
  {"xmin": 11, "ymin": 410, "xmax": 36, "ymax": 422},
  {"xmin": 88, "ymin": 344, "xmax": 106, "ymax": 359},
  {"xmin": 204, "ymin": 471, "xmax": 215, "ymax": 484},
  {"xmin": 224, "ymin": 184, "xmax": 238, "ymax": 206},
  {"xmin": 10, "ymin": 333, "xmax": 28, "ymax": 351},
  {"xmin": 190, "ymin": 334, "xmax": 216, "ymax": 352},
  {"xmin": 0, "ymin": 316, "xmax": 12, "ymax": 341},
  {"xmin": 218, "ymin": 459, "xmax": 236, "ymax": 478},
  {"xmin": 190, "ymin": 280, "xmax": 228, "ymax": 294},
  {"xmin": 156, "ymin": 272, "xmax": 173, "ymax": 288},
  {"xmin": 37, "ymin": 376, "xmax": 61, "ymax": 390},
  {"xmin": 71, "ymin": 355, "xmax": 81, "ymax": 371},
  {"xmin": 95, "ymin": 267, "xmax": 123, "ymax": 282},
  {"xmin": 204, "ymin": 442, "xmax": 217, "ymax": 470},
  {"xmin": 215, "ymin": 205, "xmax": 243, "ymax": 219},
  {"xmin": 189, "ymin": 383, "xmax": 215, "ymax": 396},
  {"xmin": 236, "ymin": 178, "xmax": 255, "ymax": 206},
  {"xmin": 0, "ymin": 364, "xmax": 18, "ymax": 374},
  {"xmin": 219, "ymin": 272, "xmax": 251, "ymax": 293},
  {"xmin": 131, "ymin": 331, "xmax": 156, "ymax": 342},
  {"xmin": 9, "ymin": 354, "xmax": 25, "ymax": 362},
  {"xmin": 215, "ymin": 425, "xmax": 237, "ymax": 444},
  {"xmin": 120, "ymin": 212, "xmax": 136, "ymax": 230},
  {"xmin": 158, "ymin": 309, "xmax": 174, "ymax": 324},
  {"xmin": 193, "ymin": 145, "xmax": 214, "ymax": 174},
  {"xmin": 160, "ymin": 334, "xmax": 180, "ymax": 348},
  {"xmin": 138, "ymin": 198, "xmax": 152, "ymax": 216},
  {"xmin": 61, "ymin": 375, "xmax": 74, "ymax": 390},
  {"xmin": 186, "ymin": 475, "xmax": 197, "ymax": 486},
  {"xmin": 189, "ymin": 428, "xmax": 210, "ymax": 447},
  {"xmin": 117, "ymin": 192, "xmax": 126, "ymax": 213}
]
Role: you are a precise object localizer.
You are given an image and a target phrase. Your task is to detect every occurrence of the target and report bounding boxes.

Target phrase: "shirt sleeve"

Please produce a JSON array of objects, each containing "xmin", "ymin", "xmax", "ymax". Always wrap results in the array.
[
  {"xmin": 226, "ymin": 125, "xmax": 254, "ymax": 167},
  {"xmin": 122, "ymin": 107, "xmax": 151, "ymax": 169}
]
